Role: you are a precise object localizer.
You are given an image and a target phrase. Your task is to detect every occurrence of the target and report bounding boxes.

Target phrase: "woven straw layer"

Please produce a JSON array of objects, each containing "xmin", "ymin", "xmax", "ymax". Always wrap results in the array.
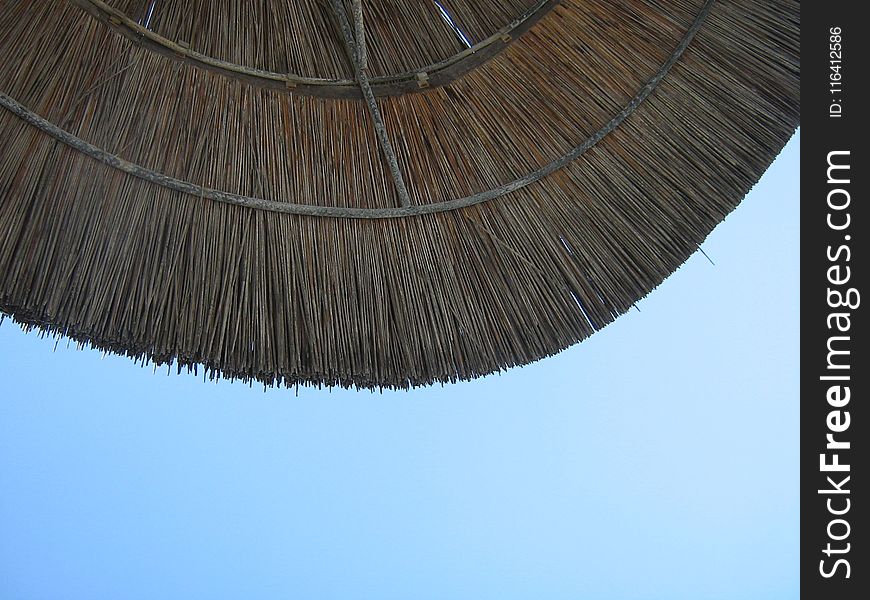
[{"xmin": 0, "ymin": 0, "xmax": 799, "ymax": 388}]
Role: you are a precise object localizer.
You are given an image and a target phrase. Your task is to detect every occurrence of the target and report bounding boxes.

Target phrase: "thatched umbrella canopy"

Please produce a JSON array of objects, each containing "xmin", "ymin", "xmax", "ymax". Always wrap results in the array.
[{"xmin": 0, "ymin": 0, "xmax": 798, "ymax": 389}]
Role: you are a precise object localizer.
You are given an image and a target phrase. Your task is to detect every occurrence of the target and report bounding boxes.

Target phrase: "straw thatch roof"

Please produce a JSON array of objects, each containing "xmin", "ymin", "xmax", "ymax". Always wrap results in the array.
[{"xmin": 0, "ymin": 0, "xmax": 799, "ymax": 389}]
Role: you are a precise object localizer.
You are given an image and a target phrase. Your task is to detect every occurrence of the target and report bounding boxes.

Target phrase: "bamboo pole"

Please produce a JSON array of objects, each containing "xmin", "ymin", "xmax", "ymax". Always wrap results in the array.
[{"xmin": 331, "ymin": 0, "xmax": 411, "ymax": 207}]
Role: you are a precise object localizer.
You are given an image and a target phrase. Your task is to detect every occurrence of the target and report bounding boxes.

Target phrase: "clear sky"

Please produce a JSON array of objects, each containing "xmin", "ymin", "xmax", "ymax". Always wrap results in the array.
[{"xmin": 0, "ymin": 133, "xmax": 799, "ymax": 600}]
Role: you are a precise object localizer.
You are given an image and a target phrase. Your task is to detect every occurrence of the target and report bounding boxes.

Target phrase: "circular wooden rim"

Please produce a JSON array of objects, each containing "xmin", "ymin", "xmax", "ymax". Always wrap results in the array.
[
  {"xmin": 71, "ymin": 0, "xmax": 560, "ymax": 99},
  {"xmin": 1, "ymin": 0, "xmax": 713, "ymax": 219}
]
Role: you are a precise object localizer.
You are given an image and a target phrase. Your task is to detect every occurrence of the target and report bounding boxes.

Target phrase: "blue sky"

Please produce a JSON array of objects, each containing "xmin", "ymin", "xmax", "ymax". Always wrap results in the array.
[{"xmin": 0, "ymin": 133, "xmax": 799, "ymax": 599}]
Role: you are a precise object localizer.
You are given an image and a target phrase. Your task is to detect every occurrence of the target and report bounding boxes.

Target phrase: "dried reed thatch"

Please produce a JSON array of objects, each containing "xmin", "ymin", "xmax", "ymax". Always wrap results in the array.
[{"xmin": 0, "ymin": 0, "xmax": 799, "ymax": 389}]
